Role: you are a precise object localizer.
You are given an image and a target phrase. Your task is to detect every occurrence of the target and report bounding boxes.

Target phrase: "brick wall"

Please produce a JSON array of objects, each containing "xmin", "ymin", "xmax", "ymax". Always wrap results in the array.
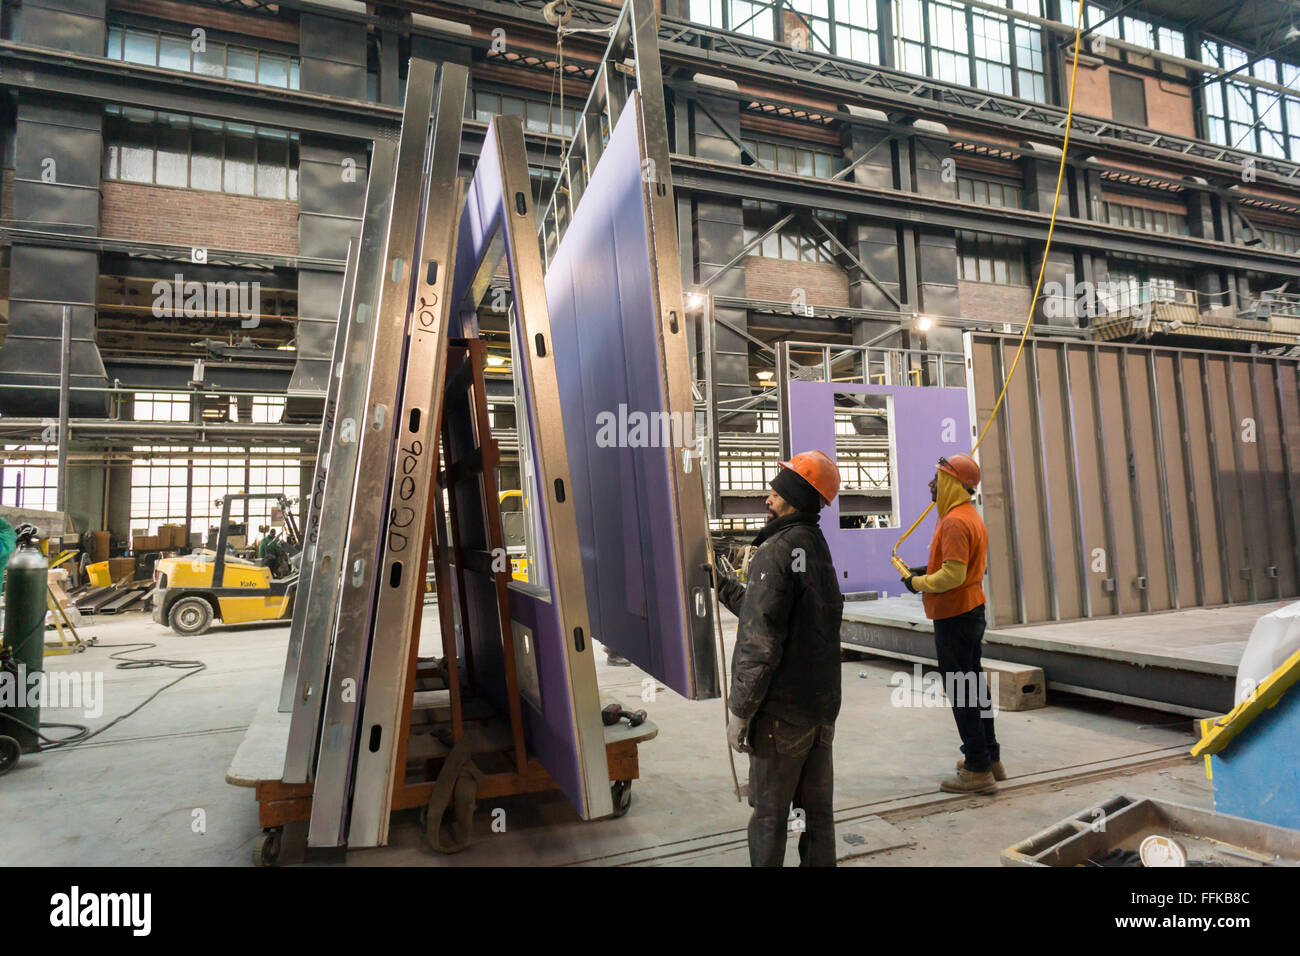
[
  {"xmin": 1067, "ymin": 58, "xmax": 1195, "ymax": 139},
  {"xmin": 958, "ymin": 280, "xmax": 1032, "ymax": 325},
  {"xmin": 744, "ymin": 255, "xmax": 849, "ymax": 307},
  {"xmin": 100, "ymin": 181, "xmax": 299, "ymax": 256}
]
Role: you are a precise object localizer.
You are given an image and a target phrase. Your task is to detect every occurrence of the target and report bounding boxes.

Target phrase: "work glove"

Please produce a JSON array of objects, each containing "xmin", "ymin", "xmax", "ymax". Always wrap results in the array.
[
  {"xmin": 902, "ymin": 574, "xmax": 920, "ymax": 594},
  {"xmin": 727, "ymin": 711, "xmax": 752, "ymax": 754},
  {"xmin": 908, "ymin": 566, "xmax": 927, "ymax": 577}
]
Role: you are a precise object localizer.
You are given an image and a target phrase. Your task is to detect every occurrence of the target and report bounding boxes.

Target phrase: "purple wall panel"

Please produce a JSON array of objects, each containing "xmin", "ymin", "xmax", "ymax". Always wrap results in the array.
[
  {"xmin": 786, "ymin": 380, "xmax": 972, "ymax": 594},
  {"xmin": 447, "ymin": 131, "xmax": 589, "ymax": 816},
  {"xmin": 544, "ymin": 106, "xmax": 695, "ymax": 695}
]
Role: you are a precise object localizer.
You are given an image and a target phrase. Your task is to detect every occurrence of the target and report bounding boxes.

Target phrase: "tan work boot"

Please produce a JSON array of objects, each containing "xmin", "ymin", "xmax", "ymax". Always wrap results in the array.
[
  {"xmin": 956, "ymin": 758, "xmax": 1007, "ymax": 781},
  {"xmin": 940, "ymin": 767, "xmax": 998, "ymax": 794}
]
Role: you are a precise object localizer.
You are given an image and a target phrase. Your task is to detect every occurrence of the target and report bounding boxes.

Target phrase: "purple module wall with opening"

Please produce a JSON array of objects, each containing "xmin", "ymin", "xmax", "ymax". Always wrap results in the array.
[{"xmin": 784, "ymin": 380, "xmax": 973, "ymax": 595}]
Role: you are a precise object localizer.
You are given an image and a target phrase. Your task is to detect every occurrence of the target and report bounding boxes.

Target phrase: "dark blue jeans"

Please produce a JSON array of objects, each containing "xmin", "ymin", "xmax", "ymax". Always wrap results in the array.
[
  {"xmin": 746, "ymin": 712, "xmax": 836, "ymax": 867},
  {"xmin": 932, "ymin": 603, "xmax": 999, "ymax": 773}
]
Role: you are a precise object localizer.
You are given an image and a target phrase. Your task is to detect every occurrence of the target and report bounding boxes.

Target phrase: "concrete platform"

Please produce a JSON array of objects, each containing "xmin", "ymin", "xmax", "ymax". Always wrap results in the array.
[
  {"xmin": 841, "ymin": 596, "xmax": 1287, "ymax": 717},
  {"xmin": 0, "ymin": 605, "xmax": 1212, "ymax": 867}
]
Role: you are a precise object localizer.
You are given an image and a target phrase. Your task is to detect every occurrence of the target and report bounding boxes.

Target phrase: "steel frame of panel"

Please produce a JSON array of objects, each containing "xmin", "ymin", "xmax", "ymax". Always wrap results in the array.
[
  {"xmin": 1222, "ymin": 358, "xmax": 1258, "ymax": 603},
  {"xmin": 1027, "ymin": 341, "xmax": 1059, "ymax": 622},
  {"xmin": 1172, "ymin": 357, "xmax": 1207, "ymax": 608},
  {"xmin": 1147, "ymin": 351, "xmax": 1180, "ymax": 610},
  {"xmin": 969, "ymin": 332, "xmax": 1300, "ymax": 626},
  {"xmin": 1057, "ymin": 343, "xmax": 1092, "ymax": 619},
  {"xmin": 1199, "ymin": 353, "xmax": 1235, "ymax": 605},
  {"xmin": 992, "ymin": 342, "xmax": 1027, "ymax": 625},
  {"xmin": 281, "ymin": 140, "xmax": 399, "ymax": 776},
  {"xmin": 1115, "ymin": 353, "xmax": 1152, "ymax": 613},
  {"xmin": 307, "ymin": 60, "xmax": 442, "ymax": 848},
  {"xmin": 1273, "ymin": 363, "xmax": 1300, "ymax": 591},
  {"xmin": 346, "ymin": 62, "xmax": 468, "ymax": 849},
  {"xmin": 1248, "ymin": 357, "xmax": 1282, "ymax": 600},
  {"xmin": 454, "ymin": 115, "xmax": 611, "ymax": 818},
  {"xmin": 277, "ymin": 237, "xmax": 358, "ymax": 713},
  {"xmin": 537, "ymin": 0, "xmax": 717, "ymax": 699}
]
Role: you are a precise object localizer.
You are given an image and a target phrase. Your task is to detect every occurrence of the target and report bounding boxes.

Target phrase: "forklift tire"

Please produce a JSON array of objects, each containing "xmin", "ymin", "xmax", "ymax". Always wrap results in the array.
[
  {"xmin": 0, "ymin": 735, "xmax": 20, "ymax": 776},
  {"xmin": 169, "ymin": 596, "xmax": 214, "ymax": 636}
]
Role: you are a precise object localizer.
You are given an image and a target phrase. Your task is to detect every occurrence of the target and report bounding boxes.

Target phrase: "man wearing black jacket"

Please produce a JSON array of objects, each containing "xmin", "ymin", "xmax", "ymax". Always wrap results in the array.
[{"xmin": 716, "ymin": 450, "xmax": 844, "ymax": 867}]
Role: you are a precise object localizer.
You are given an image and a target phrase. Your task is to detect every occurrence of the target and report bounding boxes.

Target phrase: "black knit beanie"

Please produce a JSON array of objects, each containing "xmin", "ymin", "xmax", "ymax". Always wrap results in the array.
[{"xmin": 770, "ymin": 466, "xmax": 824, "ymax": 513}]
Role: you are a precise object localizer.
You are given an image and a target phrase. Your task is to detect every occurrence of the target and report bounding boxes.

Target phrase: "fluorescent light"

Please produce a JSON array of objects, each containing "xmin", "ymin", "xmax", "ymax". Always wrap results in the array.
[
  {"xmin": 756, "ymin": 370, "xmax": 774, "ymax": 381},
  {"xmin": 487, "ymin": 354, "xmax": 507, "ymax": 367}
]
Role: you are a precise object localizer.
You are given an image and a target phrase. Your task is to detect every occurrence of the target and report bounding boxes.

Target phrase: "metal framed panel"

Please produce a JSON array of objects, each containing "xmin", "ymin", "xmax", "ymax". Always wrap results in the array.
[
  {"xmin": 278, "ymin": 236, "xmax": 358, "ymax": 713},
  {"xmin": 1206, "ymin": 355, "xmax": 1253, "ymax": 604},
  {"xmin": 307, "ymin": 60, "xmax": 440, "ymax": 848},
  {"xmin": 346, "ymin": 63, "xmax": 468, "ymax": 848},
  {"xmin": 543, "ymin": 92, "xmax": 717, "ymax": 700},
  {"xmin": 1150, "ymin": 352, "xmax": 1197, "ymax": 608},
  {"xmin": 448, "ymin": 115, "xmax": 612, "ymax": 819},
  {"xmin": 281, "ymin": 141, "xmax": 399, "ymax": 777},
  {"xmin": 967, "ymin": 333, "xmax": 1300, "ymax": 626}
]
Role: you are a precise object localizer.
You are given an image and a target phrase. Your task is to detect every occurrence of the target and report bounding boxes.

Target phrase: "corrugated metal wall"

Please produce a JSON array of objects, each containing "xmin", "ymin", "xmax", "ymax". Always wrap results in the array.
[{"xmin": 967, "ymin": 332, "xmax": 1300, "ymax": 627}]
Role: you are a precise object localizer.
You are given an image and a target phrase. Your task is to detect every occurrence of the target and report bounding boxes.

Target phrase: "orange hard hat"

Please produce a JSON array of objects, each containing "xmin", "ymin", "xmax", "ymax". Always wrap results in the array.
[
  {"xmin": 778, "ymin": 450, "xmax": 841, "ymax": 504},
  {"xmin": 937, "ymin": 453, "xmax": 981, "ymax": 490}
]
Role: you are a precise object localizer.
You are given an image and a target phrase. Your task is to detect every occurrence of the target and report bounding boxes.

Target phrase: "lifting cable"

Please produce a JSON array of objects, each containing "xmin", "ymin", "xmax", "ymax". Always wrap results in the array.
[{"xmin": 889, "ymin": 7, "xmax": 1086, "ymax": 572}]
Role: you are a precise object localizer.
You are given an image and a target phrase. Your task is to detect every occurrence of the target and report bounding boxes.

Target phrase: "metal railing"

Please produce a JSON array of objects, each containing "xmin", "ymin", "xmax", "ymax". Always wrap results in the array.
[{"xmin": 782, "ymin": 339, "xmax": 967, "ymax": 388}]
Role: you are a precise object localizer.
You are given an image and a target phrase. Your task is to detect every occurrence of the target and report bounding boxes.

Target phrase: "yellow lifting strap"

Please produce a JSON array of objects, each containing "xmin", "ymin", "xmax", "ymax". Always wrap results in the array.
[{"xmin": 890, "ymin": 8, "xmax": 1087, "ymax": 575}]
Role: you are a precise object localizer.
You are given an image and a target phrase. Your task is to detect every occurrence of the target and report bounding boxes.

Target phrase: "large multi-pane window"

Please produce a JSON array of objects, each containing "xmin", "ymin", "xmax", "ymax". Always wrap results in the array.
[
  {"xmin": 743, "ymin": 200, "xmax": 846, "ymax": 263},
  {"xmin": 107, "ymin": 25, "xmax": 300, "ymax": 90},
  {"xmin": 1258, "ymin": 227, "xmax": 1300, "ymax": 255},
  {"xmin": 1103, "ymin": 200, "xmax": 1188, "ymax": 235},
  {"xmin": 689, "ymin": 0, "xmax": 879, "ymax": 63},
  {"xmin": 1059, "ymin": 2, "xmax": 1184, "ymax": 56},
  {"xmin": 130, "ymin": 446, "xmax": 300, "ymax": 535},
  {"xmin": 0, "ymin": 446, "xmax": 59, "ymax": 511},
  {"xmin": 896, "ymin": 0, "xmax": 1046, "ymax": 101},
  {"xmin": 957, "ymin": 231, "xmax": 1028, "ymax": 284},
  {"xmin": 741, "ymin": 139, "xmax": 838, "ymax": 177},
  {"xmin": 472, "ymin": 89, "xmax": 576, "ymax": 137},
  {"xmin": 957, "ymin": 175, "xmax": 1022, "ymax": 208},
  {"xmin": 103, "ymin": 107, "xmax": 299, "ymax": 200},
  {"xmin": 1200, "ymin": 38, "xmax": 1300, "ymax": 160}
]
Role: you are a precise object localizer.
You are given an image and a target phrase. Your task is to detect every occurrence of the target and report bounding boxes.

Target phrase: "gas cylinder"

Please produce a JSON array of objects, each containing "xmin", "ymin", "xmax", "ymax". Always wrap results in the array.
[{"xmin": 2, "ymin": 528, "xmax": 48, "ymax": 753}]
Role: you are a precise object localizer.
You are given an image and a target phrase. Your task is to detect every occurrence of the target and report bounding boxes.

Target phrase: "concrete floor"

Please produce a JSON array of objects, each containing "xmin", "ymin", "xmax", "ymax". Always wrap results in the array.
[{"xmin": 2, "ymin": 606, "xmax": 1212, "ymax": 866}]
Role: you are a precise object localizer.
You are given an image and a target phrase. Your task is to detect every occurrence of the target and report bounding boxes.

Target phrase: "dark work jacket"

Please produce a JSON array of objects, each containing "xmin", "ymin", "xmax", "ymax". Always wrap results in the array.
[{"xmin": 718, "ymin": 512, "xmax": 844, "ymax": 727}]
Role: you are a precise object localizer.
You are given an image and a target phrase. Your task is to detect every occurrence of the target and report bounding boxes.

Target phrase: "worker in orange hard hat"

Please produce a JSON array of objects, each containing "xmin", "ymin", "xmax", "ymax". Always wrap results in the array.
[
  {"xmin": 900, "ymin": 453, "xmax": 1004, "ymax": 795},
  {"xmin": 714, "ymin": 449, "xmax": 844, "ymax": 866}
]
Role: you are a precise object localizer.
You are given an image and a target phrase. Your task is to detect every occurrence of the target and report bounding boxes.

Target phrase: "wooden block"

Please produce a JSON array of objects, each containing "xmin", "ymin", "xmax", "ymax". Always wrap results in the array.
[{"xmin": 984, "ymin": 659, "xmax": 1046, "ymax": 712}]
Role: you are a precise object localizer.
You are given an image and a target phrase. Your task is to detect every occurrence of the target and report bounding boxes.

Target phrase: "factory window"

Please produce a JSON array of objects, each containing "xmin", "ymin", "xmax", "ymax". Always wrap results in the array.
[
  {"xmin": 956, "ymin": 230, "xmax": 1028, "ymax": 285},
  {"xmin": 1200, "ymin": 38, "xmax": 1300, "ymax": 161},
  {"xmin": 896, "ymin": 0, "xmax": 1047, "ymax": 102},
  {"xmin": 1258, "ymin": 228, "xmax": 1300, "ymax": 255},
  {"xmin": 1060, "ymin": 2, "xmax": 1184, "ymax": 56},
  {"xmin": 130, "ymin": 446, "xmax": 300, "ymax": 534},
  {"xmin": 1104, "ymin": 201, "xmax": 1188, "ymax": 235},
  {"xmin": 688, "ymin": 0, "xmax": 881, "ymax": 64},
  {"xmin": 134, "ymin": 392, "xmax": 191, "ymax": 423},
  {"xmin": 742, "ymin": 139, "xmax": 837, "ymax": 177},
  {"xmin": 0, "ymin": 445, "xmax": 59, "ymax": 512},
  {"xmin": 473, "ymin": 90, "xmax": 576, "ymax": 137},
  {"xmin": 107, "ymin": 26, "xmax": 299, "ymax": 90},
  {"xmin": 835, "ymin": 394, "xmax": 896, "ymax": 529},
  {"xmin": 103, "ymin": 107, "xmax": 299, "ymax": 200},
  {"xmin": 743, "ymin": 201, "xmax": 846, "ymax": 263},
  {"xmin": 957, "ymin": 176, "xmax": 1022, "ymax": 208}
]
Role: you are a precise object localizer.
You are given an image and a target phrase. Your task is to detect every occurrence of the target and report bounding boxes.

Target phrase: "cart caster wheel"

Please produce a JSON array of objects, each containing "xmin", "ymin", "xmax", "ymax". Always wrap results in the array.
[
  {"xmin": 254, "ymin": 828, "xmax": 284, "ymax": 867},
  {"xmin": 0, "ymin": 735, "xmax": 20, "ymax": 776},
  {"xmin": 611, "ymin": 779, "xmax": 632, "ymax": 817}
]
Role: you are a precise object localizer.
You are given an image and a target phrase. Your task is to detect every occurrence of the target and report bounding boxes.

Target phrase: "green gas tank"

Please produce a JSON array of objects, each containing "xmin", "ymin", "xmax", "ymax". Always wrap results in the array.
[{"xmin": 2, "ymin": 529, "xmax": 48, "ymax": 754}]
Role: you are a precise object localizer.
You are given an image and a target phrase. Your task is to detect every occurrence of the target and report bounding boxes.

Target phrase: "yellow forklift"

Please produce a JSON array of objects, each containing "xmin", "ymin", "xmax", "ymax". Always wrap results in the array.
[{"xmin": 152, "ymin": 493, "xmax": 300, "ymax": 636}]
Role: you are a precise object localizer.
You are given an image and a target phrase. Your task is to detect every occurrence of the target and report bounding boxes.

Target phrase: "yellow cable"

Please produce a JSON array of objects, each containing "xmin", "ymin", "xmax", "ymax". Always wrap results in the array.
[{"xmin": 891, "ymin": 7, "xmax": 1085, "ymax": 571}]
